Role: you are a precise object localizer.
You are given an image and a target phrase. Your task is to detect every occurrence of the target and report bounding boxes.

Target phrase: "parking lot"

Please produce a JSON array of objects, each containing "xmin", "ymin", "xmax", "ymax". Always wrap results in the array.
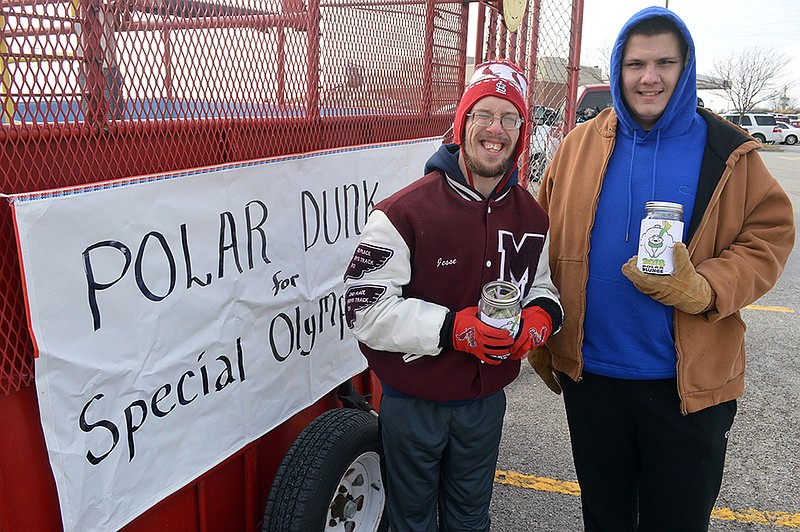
[{"xmin": 490, "ymin": 144, "xmax": 800, "ymax": 531}]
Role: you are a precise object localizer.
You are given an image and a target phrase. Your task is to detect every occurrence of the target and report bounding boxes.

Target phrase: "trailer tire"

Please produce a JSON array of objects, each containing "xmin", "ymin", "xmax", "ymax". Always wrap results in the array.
[{"xmin": 262, "ymin": 408, "xmax": 388, "ymax": 532}]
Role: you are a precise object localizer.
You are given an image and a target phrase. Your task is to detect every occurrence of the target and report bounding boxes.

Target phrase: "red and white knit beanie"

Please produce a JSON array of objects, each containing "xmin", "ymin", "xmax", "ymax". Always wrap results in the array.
[{"xmin": 454, "ymin": 59, "xmax": 529, "ymax": 160}]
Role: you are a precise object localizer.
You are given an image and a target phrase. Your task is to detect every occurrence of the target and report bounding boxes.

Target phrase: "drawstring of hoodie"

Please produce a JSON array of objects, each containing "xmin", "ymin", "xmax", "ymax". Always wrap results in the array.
[
  {"xmin": 651, "ymin": 130, "xmax": 661, "ymax": 200},
  {"xmin": 625, "ymin": 130, "xmax": 638, "ymax": 242},
  {"xmin": 624, "ymin": 129, "xmax": 661, "ymax": 242},
  {"xmin": 464, "ymin": 164, "xmax": 475, "ymax": 189}
]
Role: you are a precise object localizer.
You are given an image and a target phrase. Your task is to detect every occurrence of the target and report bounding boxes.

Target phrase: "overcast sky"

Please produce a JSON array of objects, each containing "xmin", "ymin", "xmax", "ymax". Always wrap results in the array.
[{"xmin": 580, "ymin": 0, "xmax": 800, "ymax": 111}]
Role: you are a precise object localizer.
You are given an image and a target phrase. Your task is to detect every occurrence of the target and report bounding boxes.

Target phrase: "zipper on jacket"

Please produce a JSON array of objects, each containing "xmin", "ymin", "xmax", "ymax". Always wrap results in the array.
[{"xmin": 575, "ymin": 131, "xmax": 616, "ymax": 383}]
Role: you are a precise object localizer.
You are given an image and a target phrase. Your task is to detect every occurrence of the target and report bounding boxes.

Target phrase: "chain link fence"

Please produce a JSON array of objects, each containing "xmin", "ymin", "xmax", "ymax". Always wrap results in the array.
[{"xmin": 474, "ymin": 0, "xmax": 582, "ymax": 195}]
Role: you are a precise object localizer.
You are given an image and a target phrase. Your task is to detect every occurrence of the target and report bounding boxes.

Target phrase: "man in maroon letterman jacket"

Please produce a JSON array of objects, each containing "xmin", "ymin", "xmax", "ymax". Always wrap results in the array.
[{"xmin": 343, "ymin": 59, "xmax": 562, "ymax": 532}]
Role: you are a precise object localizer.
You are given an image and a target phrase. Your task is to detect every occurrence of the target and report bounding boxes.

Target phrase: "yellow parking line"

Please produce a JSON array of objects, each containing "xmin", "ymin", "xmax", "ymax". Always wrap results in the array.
[
  {"xmin": 712, "ymin": 507, "xmax": 800, "ymax": 528},
  {"xmin": 495, "ymin": 469, "xmax": 580, "ymax": 496},
  {"xmin": 744, "ymin": 304, "xmax": 795, "ymax": 313},
  {"xmin": 495, "ymin": 469, "xmax": 800, "ymax": 528}
]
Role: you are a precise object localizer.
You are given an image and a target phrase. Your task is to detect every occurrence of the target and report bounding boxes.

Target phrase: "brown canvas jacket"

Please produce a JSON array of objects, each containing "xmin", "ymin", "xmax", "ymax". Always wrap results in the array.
[{"xmin": 538, "ymin": 107, "xmax": 795, "ymax": 414}]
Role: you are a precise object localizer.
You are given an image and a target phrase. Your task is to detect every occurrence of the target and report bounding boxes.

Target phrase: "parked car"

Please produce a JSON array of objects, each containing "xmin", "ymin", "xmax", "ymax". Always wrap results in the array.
[
  {"xmin": 576, "ymin": 84, "xmax": 612, "ymax": 122},
  {"xmin": 776, "ymin": 121, "xmax": 800, "ymax": 145},
  {"xmin": 784, "ymin": 114, "xmax": 800, "ymax": 128},
  {"xmin": 532, "ymin": 105, "xmax": 559, "ymax": 126},
  {"xmin": 722, "ymin": 113, "xmax": 782, "ymax": 144}
]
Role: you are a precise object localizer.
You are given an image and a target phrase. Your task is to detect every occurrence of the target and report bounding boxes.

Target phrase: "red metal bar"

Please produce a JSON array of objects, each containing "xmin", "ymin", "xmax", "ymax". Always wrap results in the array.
[
  {"xmin": 306, "ymin": 0, "xmax": 320, "ymax": 121},
  {"xmin": 526, "ymin": 0, "xmax": 541, "ymax": 87},
  {"xmin": 0, "ymin": 122, "xmax": 91, "ymax": 142},
  {"xmin": 319, "ymin": 0, "xmax": 449, "ymax": 5},
  {"xmin": 118, "ymin": 13, "xmax": 309, "ymax": 32},
  {"xmin": 507, "ymin": 22, "xmax": 517, "ymax": 62},
  {"xmin": 277, "ymin": 27, "xmax": 287, "ymax": 107},
  {"xmin": 473, "ymin": 3, "xmax": 485, "ymax": 64},
  {"xmin": 485, "ymin": 6, "xmax": 497, "ymax": 61},
  {"xmin": 516, "ymin": 4, "xmax": 531, "ymax": 186},
  {"xmin": 0, "ymin": 49, "xmax": 76, "ymax": 61},
  {"xmin": 2, "ymin": 26, "xmax": 76, "ymax": 39},
  {"xmin": 497, "ymin": 15, "xmax": 507, "ymax": 59},
  {"xmin": 564, "ymin": 0, "xmax": 583, "ymax": 134},
  {"xmin": 0, "ymin": 112, "xmax": 445, "ymax": 142},
  {"xmin": 519, "ymin": 0, "xmax": 541, "ymax": 187},
  {"xmin": 516, "ymin": 0, "xmax": 529, "ymax": 78},
  {"xmin": 163, "ymin": 28, "xmax": 174, "ymax": 100},
  {"xmin": 79, "ymin": 0, "xmax": 110, "ymax": 127},
  {"xmin": 132, "ymin": 0, "xmax": 279, "ymax": 17},
  {"xmin": 422, "ymin": 0, "xmax": 435, "ymax": 114},
  {"xmin": 457, "ymin": 1, "xmax": 468, "ymax": 93}
]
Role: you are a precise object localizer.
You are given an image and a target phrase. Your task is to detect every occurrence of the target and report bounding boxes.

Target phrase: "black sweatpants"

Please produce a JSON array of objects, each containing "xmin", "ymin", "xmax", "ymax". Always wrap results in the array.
[
  {"xmin": 560, "ymin": 371, "xmax": 736, "ymax": 532},
  {"xmin": 378, "ymin": 391, "xmax": 506, "ymax": 532}
]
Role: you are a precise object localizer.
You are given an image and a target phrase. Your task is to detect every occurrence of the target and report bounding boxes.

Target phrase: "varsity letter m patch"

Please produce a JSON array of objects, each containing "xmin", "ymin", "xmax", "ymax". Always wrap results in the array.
[{"xmin": 497, "ymin": 230, "xmax": 545, "ymax": 294}]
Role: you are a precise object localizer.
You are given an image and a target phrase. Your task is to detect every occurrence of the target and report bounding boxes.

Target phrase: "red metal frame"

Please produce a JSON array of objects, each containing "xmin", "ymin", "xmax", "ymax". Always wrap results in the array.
[
  {"xmin": 1, "ymin": 0, "xmax": 463, "ymax": 527},
  {"xmin": 0, "ymin": 0, "xmax": 583, "ymax": 527}
]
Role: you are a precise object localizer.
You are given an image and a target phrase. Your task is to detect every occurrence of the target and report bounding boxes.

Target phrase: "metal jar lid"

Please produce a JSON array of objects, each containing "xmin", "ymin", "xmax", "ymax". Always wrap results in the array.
[
  {"xmin": 644, "ymin": 201, "xmax": 684, "ymax": 215},
  {"xmin": 481, "ymin": 280, "xmax": 521, "ymax": 309}
]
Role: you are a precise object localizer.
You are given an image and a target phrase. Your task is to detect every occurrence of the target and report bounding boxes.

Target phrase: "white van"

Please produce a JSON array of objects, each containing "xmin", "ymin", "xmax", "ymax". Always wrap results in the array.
[{"xmin": 722, "ymin": 113, "xmax": 782, "ymax": 144}]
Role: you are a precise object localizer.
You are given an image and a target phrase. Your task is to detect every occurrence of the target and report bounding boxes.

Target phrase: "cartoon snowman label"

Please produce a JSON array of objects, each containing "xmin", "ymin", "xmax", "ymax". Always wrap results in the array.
[{"xmin": 636, "ymin": 218, "xmax": 684, "ymax": 275}]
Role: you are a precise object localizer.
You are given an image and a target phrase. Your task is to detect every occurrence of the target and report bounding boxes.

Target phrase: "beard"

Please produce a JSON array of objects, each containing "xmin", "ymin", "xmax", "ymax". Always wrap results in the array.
[{"xmin": 462, "ymin": 143, "xmax": 516, "ymax": 180}]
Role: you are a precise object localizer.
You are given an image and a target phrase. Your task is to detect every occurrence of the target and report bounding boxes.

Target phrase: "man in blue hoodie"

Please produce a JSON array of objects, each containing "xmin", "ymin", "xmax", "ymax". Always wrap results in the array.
[
  {"xmin": 534, "ymin": 7, "xmax": 795, "ymax": 531},
  {"xmin": 343, "ymin": 59, "xmax": 563, "ymax": 531}
]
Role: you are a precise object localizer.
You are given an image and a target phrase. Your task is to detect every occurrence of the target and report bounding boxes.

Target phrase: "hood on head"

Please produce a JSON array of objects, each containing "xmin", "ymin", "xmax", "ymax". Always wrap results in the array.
[
  {"xmin": 453, "ymin": 59, "xmax": 529, "ymax": 161},
  {"xmin": 609, "ymin": 6, "xmax": 697, "ymax": 136}
]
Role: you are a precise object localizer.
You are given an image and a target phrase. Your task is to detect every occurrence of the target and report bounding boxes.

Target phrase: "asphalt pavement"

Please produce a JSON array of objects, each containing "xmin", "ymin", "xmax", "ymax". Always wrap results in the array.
[{"xmin": 490, "ymin": 144, "xmax": 800, "ymax": 531}]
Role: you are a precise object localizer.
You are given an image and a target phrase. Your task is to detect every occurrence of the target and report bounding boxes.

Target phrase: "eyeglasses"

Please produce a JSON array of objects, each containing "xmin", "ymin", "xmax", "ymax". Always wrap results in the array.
[{"xmin": 467, "ymin": 112, "xmax": 524, "ymax": 130}]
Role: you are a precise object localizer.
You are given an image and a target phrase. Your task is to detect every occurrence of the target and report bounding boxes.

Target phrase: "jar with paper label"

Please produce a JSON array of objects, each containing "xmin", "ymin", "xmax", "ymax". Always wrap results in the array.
[
  {"xmin": 479, "ymin": 280, "xmax": 521, "ymax": 360},
  {"xmin": 636, "ymin": 201, "xmax": 684, "ymax": 275}
]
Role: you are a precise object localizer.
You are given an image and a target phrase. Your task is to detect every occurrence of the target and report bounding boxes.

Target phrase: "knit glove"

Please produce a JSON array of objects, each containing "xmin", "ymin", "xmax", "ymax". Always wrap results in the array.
[
  {"xmin": 509, "ymin": 306, "xmax": 553, "ymax": 360},
  {"xmin": 621, "ymin": 242, "xmax": 714, "ymax": 315},
  {"xmin": 451, "ymin": 306, "xmax": 514, "ymax": 365},
  {"xmin": 528, "ymin": 348, "xmax": 562, "ymax": 394}
]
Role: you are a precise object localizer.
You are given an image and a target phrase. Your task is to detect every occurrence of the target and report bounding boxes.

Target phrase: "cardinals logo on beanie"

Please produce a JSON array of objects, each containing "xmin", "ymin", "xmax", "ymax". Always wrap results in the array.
[{"xmin": 454, "ymin": 59, "xmax": 529, "ymax": 160}]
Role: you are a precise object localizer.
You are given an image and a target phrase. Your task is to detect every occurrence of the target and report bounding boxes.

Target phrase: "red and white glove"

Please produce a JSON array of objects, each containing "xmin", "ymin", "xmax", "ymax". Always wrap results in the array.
[
  {"xmin": 509, "ymin": 306, "xmax": 553, "ymax": 360},
  {"xmin": 451, "ymin": 306, "xmax": 514, "ymax": 365}
]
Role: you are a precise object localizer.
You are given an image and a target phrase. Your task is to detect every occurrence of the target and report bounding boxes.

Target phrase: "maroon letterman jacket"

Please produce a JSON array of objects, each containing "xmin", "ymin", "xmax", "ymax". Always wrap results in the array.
[{"xmin": 344, "ymin": 150, "xmax": 562, "ymax": 403}]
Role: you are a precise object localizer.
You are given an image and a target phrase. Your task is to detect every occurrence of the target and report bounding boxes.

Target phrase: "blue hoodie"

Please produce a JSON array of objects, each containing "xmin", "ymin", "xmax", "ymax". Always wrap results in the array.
[{"xmin": 582, "ymin": 7, "xmax": 708, "ymax": 379}]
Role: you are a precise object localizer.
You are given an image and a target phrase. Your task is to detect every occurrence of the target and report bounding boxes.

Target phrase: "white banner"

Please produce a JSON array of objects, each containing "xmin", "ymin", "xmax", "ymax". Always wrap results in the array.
[{"xmin": 11, "ymin": 138, "xmax": 439, "ymax": 532}]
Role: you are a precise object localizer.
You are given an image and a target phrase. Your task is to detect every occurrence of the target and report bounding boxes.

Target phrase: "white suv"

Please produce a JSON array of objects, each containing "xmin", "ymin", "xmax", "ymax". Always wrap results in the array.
[{"xmin": 722, "ymin": 113, "xmax": 782, "ymax": 144}]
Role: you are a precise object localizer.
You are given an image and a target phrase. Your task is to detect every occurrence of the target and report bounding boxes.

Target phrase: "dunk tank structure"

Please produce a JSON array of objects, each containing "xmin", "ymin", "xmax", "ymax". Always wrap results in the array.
[{"xmin": 0, "ymin": 0, "xmax": 582, "ymax": 529}]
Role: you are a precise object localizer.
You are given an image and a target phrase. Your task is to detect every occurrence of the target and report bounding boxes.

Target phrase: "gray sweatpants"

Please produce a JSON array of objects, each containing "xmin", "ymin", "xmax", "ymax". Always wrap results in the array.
[{"xmin": 378, "ymin": 391, "xmax": 506, "ymax": 532}]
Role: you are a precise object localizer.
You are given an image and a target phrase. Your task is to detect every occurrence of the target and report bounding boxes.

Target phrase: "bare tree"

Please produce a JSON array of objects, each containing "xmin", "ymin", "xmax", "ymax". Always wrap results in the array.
[
  {"xmin": 581, "ymin": 43, "xmax": 612, "ymax": 84},
  {"xmin": 710, "ymin": 46, "xmax": 790, "ymax": 115}
]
